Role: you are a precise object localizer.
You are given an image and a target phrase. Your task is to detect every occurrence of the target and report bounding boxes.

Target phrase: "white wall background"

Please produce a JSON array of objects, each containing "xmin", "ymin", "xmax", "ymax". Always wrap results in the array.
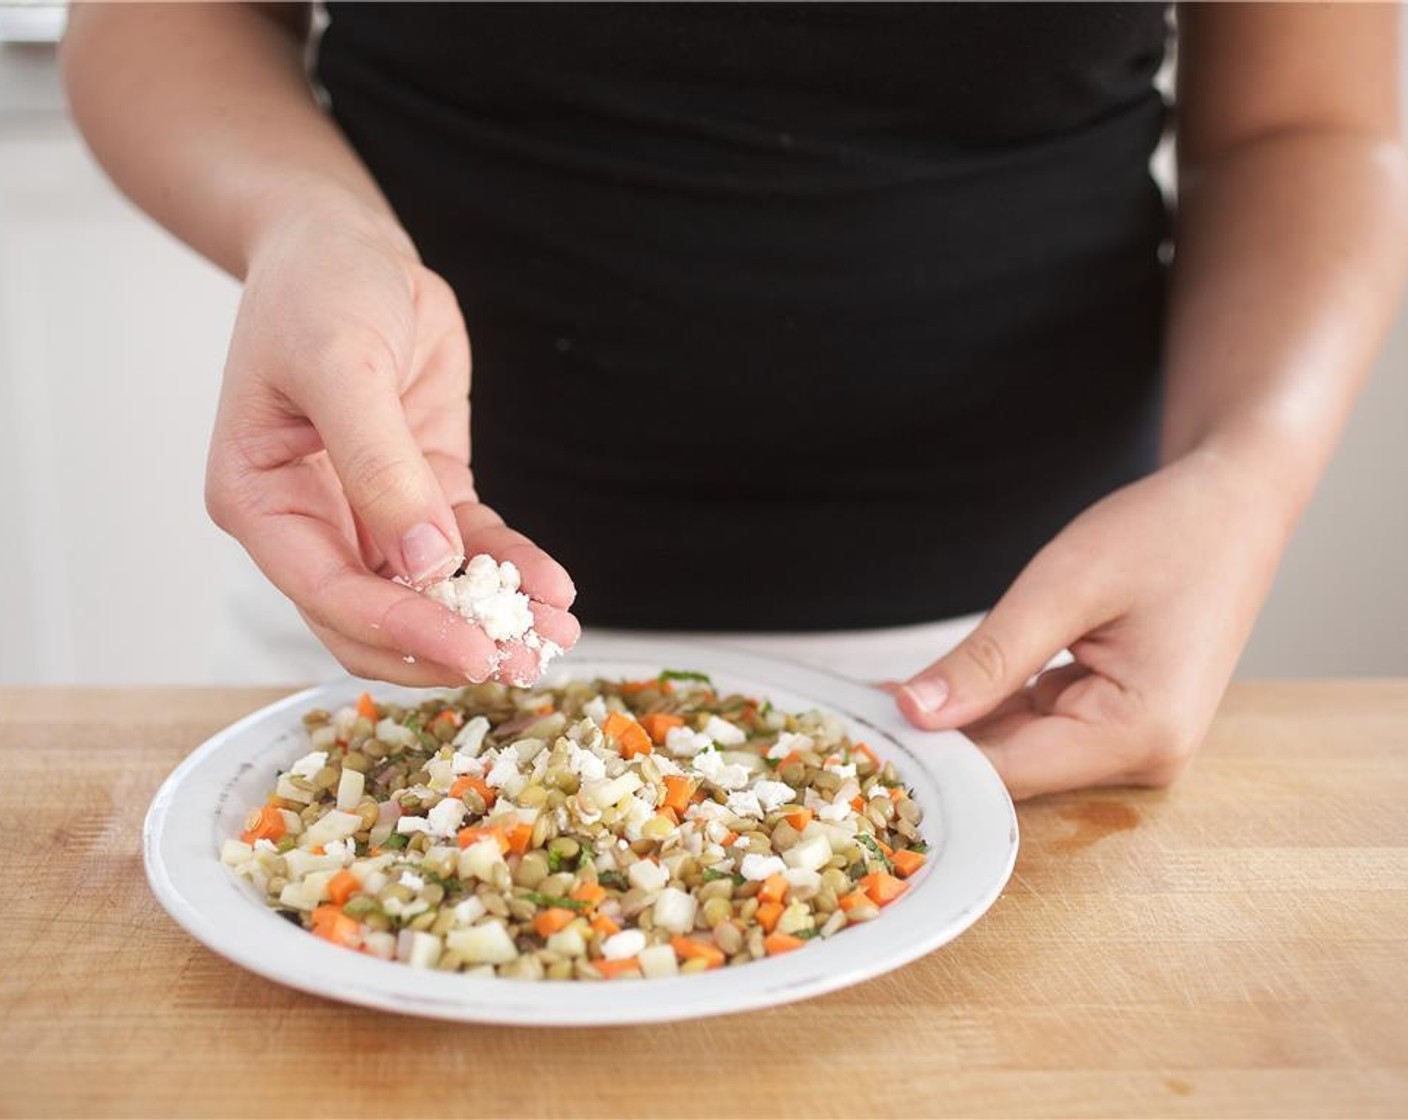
[{"xmin": 0, "ymin": 26, "xmax": 1405, "ymax": 684}]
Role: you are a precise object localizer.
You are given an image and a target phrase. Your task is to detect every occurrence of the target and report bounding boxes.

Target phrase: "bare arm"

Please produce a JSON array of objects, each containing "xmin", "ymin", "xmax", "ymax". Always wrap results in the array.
[
  {"xmin": 899, "ymin": 4, "xmax": 1408, "ymax": 797},
  {"xmin": 1165, "ymin": 1, "xmax": 1408, "ymax": 537},
  {"xmin": 63, "ymin": 3, "xmax": 578, "ymax": 685},
  {"xmin": 63, "ymin": 3, "xmax": 406, "ymax": 276}
]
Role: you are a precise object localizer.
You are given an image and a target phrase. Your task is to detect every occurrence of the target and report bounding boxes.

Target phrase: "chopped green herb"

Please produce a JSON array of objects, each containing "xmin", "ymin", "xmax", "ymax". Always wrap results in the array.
[
  {"xmin": 523, "ymin": 891, "xmax": 588, "ymax": 911},
  {"xmin": 598, "ymin": 869, "xmax": 629, "ymax": 891},
  {"xmin": 659, "ymin": 669, "xmax": 712, "ymax": 685},
  {"xmin": 275, "ymin": 836, "xmax": 297, "ymax": 854},
  {"xmin": 909, "ymin": 841, "xmax": 930, "ymax": 855},
  {"xmin": 576, "ymin": 841, "xmax": 596, "ymax": 869},
  {"xmin": 701, "ymin": 868, "xmax": 747, "ymax": 886},
  {"xmin": 857, "ymin": 833, "xmax": 895, "ymax": 873},
  {"xmin": 547, "ymin": 849, "xmax": 567, "ymax": 874},
  {"xmin": 847, "ymin": 860, "xmax": 868, "ymax": 882},
  {"xmin": 380, "ymin": 833, "xmax": 409, "ymax": 850},
  {"xmin": 795, "ymin": 928, "xmax": 820, "ymax": 940}
]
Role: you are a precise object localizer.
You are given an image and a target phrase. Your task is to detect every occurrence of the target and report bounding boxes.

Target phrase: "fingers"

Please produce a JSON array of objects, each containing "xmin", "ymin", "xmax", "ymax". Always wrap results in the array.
[
  {"xmin": 305, "ymin": 617, "xmax": 482, "ymax": 689},
  {"xmin": 299, "ymin": 331, "xmax": 464, "ymax": 586},
  {"xmin": 237, "ymin": 494, "xmax": 503, "ymax": 682},
  {"xmin": 896, "ymin": 545, "xmax": 1112, "ymax": 732},
  {"xmin": 969, "ymin": 714, "xmax": 1129, "ymax": 801},
  {"xmin": 965, "ymin": 672, "xmax": 1193, "ymax": 800},
  {"xmin": 453, "ymin": 500, "xmax": 578, "ymax": 609},
  {"xmin": 531, "ymin": 601, "xmax": 582, "ymax": 651}
]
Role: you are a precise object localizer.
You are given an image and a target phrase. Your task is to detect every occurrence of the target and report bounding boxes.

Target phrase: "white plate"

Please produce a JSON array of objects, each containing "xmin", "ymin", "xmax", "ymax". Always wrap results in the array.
[{"xmin": 144, "ymin": 638, "xmax": 1018, "ymax": 1025}]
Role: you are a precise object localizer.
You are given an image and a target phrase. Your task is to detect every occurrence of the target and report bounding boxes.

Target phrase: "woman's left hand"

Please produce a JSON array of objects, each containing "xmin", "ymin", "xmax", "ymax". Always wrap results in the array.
[{"xmin": 895, "ymin": 448, "xmax": 1289, "ymax": 800}]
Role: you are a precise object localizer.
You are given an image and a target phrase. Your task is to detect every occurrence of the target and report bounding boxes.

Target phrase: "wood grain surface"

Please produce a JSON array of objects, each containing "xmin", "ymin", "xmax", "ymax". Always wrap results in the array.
[{"xmin": 1, "ymin": 683, "xmax": 1406, "ymax": 1119}]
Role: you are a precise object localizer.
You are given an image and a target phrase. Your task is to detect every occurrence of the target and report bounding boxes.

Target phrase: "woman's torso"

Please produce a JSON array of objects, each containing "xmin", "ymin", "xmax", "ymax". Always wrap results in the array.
[{"xmin": 318, "ymin": 2, "xmax": 1172, "ymax": 630}]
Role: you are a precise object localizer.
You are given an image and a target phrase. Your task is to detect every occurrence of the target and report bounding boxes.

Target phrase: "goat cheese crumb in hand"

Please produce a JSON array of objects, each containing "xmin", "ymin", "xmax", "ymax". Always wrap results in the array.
[{"xmin": 420, "ymin": 552, "xmax": 565, "ymax": 680}]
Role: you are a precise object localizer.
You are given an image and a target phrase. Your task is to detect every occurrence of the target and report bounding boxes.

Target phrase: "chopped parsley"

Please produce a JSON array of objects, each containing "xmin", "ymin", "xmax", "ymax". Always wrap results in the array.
[
  {"xmin": 795, "ymin": 928, "xmax": 820, "ymax": 940},
  {"xmin": 702, "ymin": 868, "xmax": 746, "ymax": 886},
  {"xmin": 598, "ymin": 869, "xmax": 629, "ymax": 891},
  {"xmin": 380, "ymin": 833, "xmax": 409, "ymax": 850},
  {"xmin": 659, "ymin": 669, "xmax": 712, "ymax": 685},
  {"xmin": 857, "ymin": 833, "xmax": 895, "ymax": 873},
  {"xmin": 523, "ymin": 891, "xmax": 588, "ymax": 911}
]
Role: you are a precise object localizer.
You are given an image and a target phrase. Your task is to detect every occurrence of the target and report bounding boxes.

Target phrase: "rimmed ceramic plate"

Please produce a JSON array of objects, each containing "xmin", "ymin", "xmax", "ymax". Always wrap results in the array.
[{"xmin": 144, "ymin": 637, "xmax": 1017, "ymax": 1025}]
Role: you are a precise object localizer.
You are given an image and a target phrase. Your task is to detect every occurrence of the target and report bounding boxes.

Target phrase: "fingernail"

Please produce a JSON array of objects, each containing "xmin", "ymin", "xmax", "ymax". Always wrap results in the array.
[
  {"xmin": 902, "ymin": 678, "xmax": 949, "ymax": 713},
  {"xmin": 400, "ymin": 521, "xmax": 459, "ymax": 586}
]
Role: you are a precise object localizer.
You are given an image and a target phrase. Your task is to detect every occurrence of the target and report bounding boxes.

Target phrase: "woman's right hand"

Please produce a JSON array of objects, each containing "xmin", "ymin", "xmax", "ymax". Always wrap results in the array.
[{"xmin": 205, "ymin": 191, "xmax": 579, "ymax": 686}]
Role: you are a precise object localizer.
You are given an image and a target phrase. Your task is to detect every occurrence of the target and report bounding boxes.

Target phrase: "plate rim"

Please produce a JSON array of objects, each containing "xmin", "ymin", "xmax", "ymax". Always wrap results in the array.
[{"xmin": 143, "ymin": 638, "xmax": 1018, "ymax": 1026}]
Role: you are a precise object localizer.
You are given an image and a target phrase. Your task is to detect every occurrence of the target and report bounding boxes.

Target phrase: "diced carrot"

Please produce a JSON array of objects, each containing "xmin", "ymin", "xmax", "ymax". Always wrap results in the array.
[
  {"xmin": 875, "ymin": 837, "xmax": 895, "ymax": 858},
  {"xmin": 571, "ymin": 883, "xmax": 606, "ymax": 907},
  {"xmin": 532, "ymin": 908, "xmax": 576, "ymax": 938},
  {"xmin": 310, "ymin": 845, "xmax": 326, "ymax": 856},
  {"xmin": 620, "ymin": 678, "xmax": 672, "ymax": 695},
  {"xmin": 777, "ymin": 750, "xmax": 804, "ymax": 769},
  {"xmin": 822, "ymin": 754, "xmax": 841, "ymax": 768},
  {"xmin": 311, "ymin": 904, "xmax": 361, "ymax": 949},
  {"xmin": 658, "ymin": 808, "xmax": 679, "ymax": 827},
  {"xmin": 433, "ymin": 709, "xmax": 463, "ymax": 728},
  {"xmin": 670, "ymin": 936, "xmax": 724, "ymax": 969},
  {"xmin": 240, "ymin": 804, "xmax": 286, "ymax": 844},
  {"xmin": 851, "ymin": 795, "xmax": 866, "ymax": 811},
  {"xmin": 755, "ymin": 901, "xmax": 784, "ymax": 933},
  {"xmin": 838, "ymin": 890, "xmax": 871, "ymax": 914},
  {"xmin": 891, "ymin": 849, "xmax": 926, "ymax": 878},
  {"xmin": 590, "ymin": 913, "xmax": 620, "ymax": 938},
  {"xmin": 602, "ymin": 711, "xmax": 653, "ymax": 759},
  {"xmin": 505, "ymin": 821, "xmax": 533, "ymax": 855},
  {"xmin": 852, "ymin": 742, "xmax": 880, "ymax": 768},
  {"xmin": 721, "ymin": 831, "xmax": 740, "ymax": 847},
  {"xmin": 534, "ymin": 703, "xmax": 554, "ymax": 716},
  {"xmin": 764, "ymin": 932, "xmax": 806, "ymax": 956},
  {"xmin": 327, "ymin": 869, "xmax": 361, "ymax": 906},
  {"xmin": 690, "ymin": 787, "xmax": 709, "ymax": 804},
  {"xmin": 449, "ymin": 775, "xmax": 496, "ymax": 807},
  {"xmin": 758, "ymin": 874, "xmax": 788, "ymax": 905},
  {"xmin": 457, "ymin": 826, "xmax": 509, "ymax": 852},
  {"xmin": 641, "ymin": 713, "xmax": 686, "ymax": 746},
  {"xmin": 784, "ymin": 808, "xmax": 813, "ymax": 831},
  {"xmin": 859, "ymin": 871, "xmax": 909, "ymax": 907},
  {"xmin": 661, "ymin": 775, "xmax": 694, "ymax": 814},
  {"xmin": 594, "ymin": 957, "xmax": 642, "ymax": 979},
  {"xmin": 355, "ymin": 692, "xmax": 378, "ymax": 720},
  {"xmin": 889, "ymin": 785, "xmax": 906, "ymax": 803}
]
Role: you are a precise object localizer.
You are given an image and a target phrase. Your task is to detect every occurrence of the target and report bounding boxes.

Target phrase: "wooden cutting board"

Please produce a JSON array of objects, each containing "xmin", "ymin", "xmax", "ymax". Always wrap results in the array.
[{"xmin": 1, "ymin": 682, "xmax": 1405, "ymax": 1118}]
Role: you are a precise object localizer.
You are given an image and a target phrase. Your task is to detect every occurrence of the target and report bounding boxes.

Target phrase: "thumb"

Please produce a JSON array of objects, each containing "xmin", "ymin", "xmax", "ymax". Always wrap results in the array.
[
  {"xmin": 306, "ymin": 344, "xmax": 463, "ymax": 586},
  {"xmin": 897, "ymin": 552, "xmax": 1106, "ymax": 731}
]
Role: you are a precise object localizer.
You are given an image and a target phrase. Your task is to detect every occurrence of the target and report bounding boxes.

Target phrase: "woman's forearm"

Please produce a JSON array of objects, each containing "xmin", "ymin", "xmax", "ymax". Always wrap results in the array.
[
  {"xmin": 62, "ymin": 2, "xmax": 406, "ymax": 278},
  {"xmin": 1161, "ymin": 131, "xmax": 1408, "ymax": 539}
]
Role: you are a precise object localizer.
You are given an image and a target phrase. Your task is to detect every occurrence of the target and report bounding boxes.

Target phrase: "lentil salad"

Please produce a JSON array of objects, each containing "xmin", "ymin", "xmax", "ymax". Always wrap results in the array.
[{"xmin": 222, "ymin": 672, "xmax": 929, "ymax": 980}]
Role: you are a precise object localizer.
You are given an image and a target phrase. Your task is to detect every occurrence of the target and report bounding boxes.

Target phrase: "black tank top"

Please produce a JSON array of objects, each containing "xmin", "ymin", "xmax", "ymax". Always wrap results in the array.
[{"xmin": 318, "ymin": 3, "xmax": 1171, "ymax": 630}]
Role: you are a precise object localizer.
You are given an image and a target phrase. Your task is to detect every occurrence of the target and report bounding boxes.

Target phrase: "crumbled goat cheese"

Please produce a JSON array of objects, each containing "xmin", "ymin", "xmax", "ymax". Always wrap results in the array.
[
  {"xmin": 702, "ymin": 715, "xmax": 746, "ymax": 746},
  {"xmin": 485, "ymin": 746, "xmax": 520, "ymax": 789},
  {"xmin": 767, "ymin": 732, "xmax": 814, "ymax": 759},
  {"xmin": 753, "ymin": 780, "xmax": 796, "ymax": 813},
  {"xmin": 664, "ymin": 726, "xmax": 714, "ymax": 757},
  {"xmin": 691, "ymin": 748, "xmax": 750, "ymax": 790},
  {"xmin": 739, "ymin": 853, "xmax": 788, "ymax": 881},
  {"xmin": 725, "ymin": 790, "xmax": 764, "ymax": 819},
  {"xmin": 426, "ymin": 796, "xmax": 467, "ymax": 838},
  {"xmin": 422, "ymin": 553, "xmax": 562, "ymax": 670},
  {"xmin": 399, "ymin": 871, "xmax": 425, "ymax": 892}
]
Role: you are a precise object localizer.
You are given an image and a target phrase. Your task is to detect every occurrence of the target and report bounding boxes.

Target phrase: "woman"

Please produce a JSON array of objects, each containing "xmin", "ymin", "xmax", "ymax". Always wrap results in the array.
[{"xmin": 63, "ymin": 4, "xmax": 1408, "ymax": 798}]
